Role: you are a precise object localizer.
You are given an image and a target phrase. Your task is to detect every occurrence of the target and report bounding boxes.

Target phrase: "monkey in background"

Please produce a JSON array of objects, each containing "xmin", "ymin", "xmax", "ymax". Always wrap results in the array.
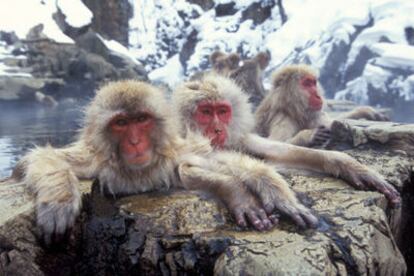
[
  {"xmin": 255, "ymin": 65, "xmax": 389, "ymax": 148},
  {"xmin": 3, "ymin": 80, "xmax": 321, "ymax": 244},
  {"xmin": 209, "ymin": 50, "xmax": 271, "ymax": 106},
  {"xmin": 172, "ymin": 74, "xmax": 400, "ymax": 207}
]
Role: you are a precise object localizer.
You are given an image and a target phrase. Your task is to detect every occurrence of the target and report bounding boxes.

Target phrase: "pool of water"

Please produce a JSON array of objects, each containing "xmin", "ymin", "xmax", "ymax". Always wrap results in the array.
[{"xmin": 0, "ymin": 101, "xmax": 85, "ymax": 178}]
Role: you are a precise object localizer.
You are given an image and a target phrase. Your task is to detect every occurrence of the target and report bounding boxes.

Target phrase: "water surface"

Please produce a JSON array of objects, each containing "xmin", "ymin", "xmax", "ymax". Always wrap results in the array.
[{"xmin": 0, "ymin": 101, "xmax": 85, "ymax": 178}]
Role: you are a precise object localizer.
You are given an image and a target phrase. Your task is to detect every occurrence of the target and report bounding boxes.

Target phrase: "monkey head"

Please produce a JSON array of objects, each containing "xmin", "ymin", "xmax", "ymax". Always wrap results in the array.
[
  {"xmin": 108, "ymin": 111, "xmax": 155, "ymax": 168},
  {"xmin": 271, "ymin": 65, "xmax": 324, "ymax": 115},
  {"xmin": 174, "ymin": 74, "xmax": 254, "ymax": 149},
  {"xmin": 210, "ymin": 51, "xmax": 241, "ymax": 74},
  {"xmin": 300, "ymin": 74, "xmax": 323, "ymax": 111},
  {"xmin": 82, "ymin": 80, "xmax": 176, "ymax": 171}
]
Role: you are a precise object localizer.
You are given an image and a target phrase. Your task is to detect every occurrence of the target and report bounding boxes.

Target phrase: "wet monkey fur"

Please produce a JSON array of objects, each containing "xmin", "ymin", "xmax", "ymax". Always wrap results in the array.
[
  {"xmin": 255, "ymin": 65, "xmax": 389, "ymax": 148},
  {"xmin": 173, "ymin": 74, "xmax": 401, "ymax": 209},
  {"xmin": 5, "ymin": 80, "xmax": 322, "ymax": 244}
]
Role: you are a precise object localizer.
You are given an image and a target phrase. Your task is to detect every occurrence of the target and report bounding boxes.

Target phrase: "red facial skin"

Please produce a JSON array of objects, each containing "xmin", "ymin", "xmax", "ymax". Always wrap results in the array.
[
  {"xmin": 193, "ymin": 100, "xmax": 232, "ymax": 148},
  {"xmin": 300, "ymin": 75, "xmax": 323, "ymax": 111},
  {"xmin": 109, "ymin": 113, "xmax": 154, "ymax": 166}
]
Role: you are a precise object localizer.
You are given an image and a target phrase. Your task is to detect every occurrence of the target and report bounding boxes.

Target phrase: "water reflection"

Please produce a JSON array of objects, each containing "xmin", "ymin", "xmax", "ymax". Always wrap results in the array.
[{"xmin": 0, "ymin": 101, "xmax": 85, "ymax": 178}]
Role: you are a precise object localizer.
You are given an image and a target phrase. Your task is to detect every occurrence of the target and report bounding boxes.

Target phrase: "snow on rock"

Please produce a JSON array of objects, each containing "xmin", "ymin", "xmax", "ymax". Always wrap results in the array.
[
  {"xmin": 149, "ymin": 54, "xmax": 184, "ymax": 89},
  {"xmin": 57, "ymin": 0, "xmax": 93, "ymax": 28},
  {"xmin": 0, "ymin": 0, "xmax": 73, "ymax": 43}
]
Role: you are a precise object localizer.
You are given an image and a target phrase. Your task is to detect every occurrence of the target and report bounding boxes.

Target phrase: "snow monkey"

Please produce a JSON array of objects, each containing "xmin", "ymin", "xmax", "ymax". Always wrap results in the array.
[
  {"xmin": 172, "ymin": 74, "xmax": 401, "ymax": 208},
  {"xmin": 5, "ymin": 80, "xmax": 321, "ymax": 244},
  {"xmin": 255, "ymin": 64, "xmax": 389, "ymax": 148},
  {"xmin": 210, "ymin": 50, "xmax": 270, "ymax": 106}
]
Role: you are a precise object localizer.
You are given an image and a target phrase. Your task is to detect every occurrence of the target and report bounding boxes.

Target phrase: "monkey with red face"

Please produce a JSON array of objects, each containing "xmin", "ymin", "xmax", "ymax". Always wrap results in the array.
[
  {"xmin": 173, "ymin": 74, "xmax": 401, "ymax": 208},
  {"xmin": 255, "ymin": 65, "xmax": 389, "ymax": 148},
  {"xmin": 5, "ymin": 80, "xmax": 322, "ymax": 243}
]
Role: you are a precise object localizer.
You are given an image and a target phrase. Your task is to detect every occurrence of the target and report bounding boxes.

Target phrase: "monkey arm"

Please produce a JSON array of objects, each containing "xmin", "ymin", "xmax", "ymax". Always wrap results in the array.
[
  {"xmin": 267, "ymin": 116, "xmax": 315, "ymax": 147},
  {"xmin": 337, "ymin": 106, "xmax": 389, "ymax": 121},
  {"xmin": 244, "ymin": 134, "xmax": 401, "ymax": 207},
  {"xmin": 21, "ymin": 143, "xmax": 96, "ymax": 244},
  {"xmin": 211, "ymin": 151, "xmax": 318, "ymax": 228},
  {"xmin": 176, "ymin": 154, "xmax": 273, "ymax": 231}
]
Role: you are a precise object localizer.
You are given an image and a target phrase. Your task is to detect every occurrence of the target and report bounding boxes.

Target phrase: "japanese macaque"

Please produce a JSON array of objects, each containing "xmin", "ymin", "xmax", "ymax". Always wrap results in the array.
[
  {"xmin": 209, "ymin": 50, "xmax": 270, "ymax": 106},
  {"xmin": 210, "ymin": 50, "xmax": 241, "ymax": 74},
  {"xmin": 255, "ymin": 65, "xmax": 389, "ymax": 148},
  {"xmin": 4, "ymin": 80, "xmax": 320, "ymax": 244},
  {"xmin": 172, "ymin": 74, "xmax": 401, "ymax": 208}
]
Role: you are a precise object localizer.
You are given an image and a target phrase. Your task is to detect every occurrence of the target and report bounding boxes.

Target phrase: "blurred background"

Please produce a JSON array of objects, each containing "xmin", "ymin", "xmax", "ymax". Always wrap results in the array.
[{"xmin": 0, "ymin": 0, "xmax": 413, "ymax": 177}]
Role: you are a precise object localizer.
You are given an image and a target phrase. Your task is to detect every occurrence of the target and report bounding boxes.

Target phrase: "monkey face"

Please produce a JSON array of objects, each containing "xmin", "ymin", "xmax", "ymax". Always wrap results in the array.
[
  {"xmin": 109, "ymin": 112, "xmax": 155, "ymax": 168},
  {"xmin": 193, "ymin": 100, "xmax": 232, "ymax": 148},
  {"xmin": 300, "ymin": 75, "xmax": 323, "ymax": 111}
]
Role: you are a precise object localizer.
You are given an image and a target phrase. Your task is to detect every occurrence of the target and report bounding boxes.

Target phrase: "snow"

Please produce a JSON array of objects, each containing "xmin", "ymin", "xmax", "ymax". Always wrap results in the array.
[
  {"xmin": 57, "ymin": 0, "xmax": 93, "ymax": 28},
  {"xmin": 0, "ymin": 0, "xmax": 413, "ymax": 103},
  {"xmin": 0, "ymin": 0, "xmax": 92, "ymax": 42},
  {"xmin": 149, "ymin": 54, "xmax": 184, "ymax": 89},
  {"xmin": 370, "ymin": 43, "xmax": 414, "ymax": 70},
  {"xmin": 0, "ymin": 43, "xmax": 32, "ymax": 77},
  {"xmin": 0, "ymin": 0, "xmax": 73, "ymax": 43}
]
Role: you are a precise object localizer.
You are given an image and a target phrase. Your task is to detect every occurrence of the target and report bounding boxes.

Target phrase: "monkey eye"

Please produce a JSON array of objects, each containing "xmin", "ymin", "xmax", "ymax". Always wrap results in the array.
[
  {"xmin": 135, "ymin": 114, "xmax": 150, "ymax": 123},
  {"xmin": 302, "ymin": 77, "xmax": 317, "ymax": 87},
  {"xmin": 115, "ymin": 118, "xmax": 128, "ymax": 126},
  {"xmin": 217, "ymin": 108, "xmax": 228, "ymax": 115},
  {"xmin": 201, "ymin": 109, "xmax": 212, "ymax": 115}
]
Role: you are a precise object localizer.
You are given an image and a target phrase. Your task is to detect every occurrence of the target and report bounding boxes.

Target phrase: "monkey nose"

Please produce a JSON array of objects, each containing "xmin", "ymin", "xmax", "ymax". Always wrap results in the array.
[{"xmin": 214, "ymin": 128, "xmax": 222, "ymax": 134}]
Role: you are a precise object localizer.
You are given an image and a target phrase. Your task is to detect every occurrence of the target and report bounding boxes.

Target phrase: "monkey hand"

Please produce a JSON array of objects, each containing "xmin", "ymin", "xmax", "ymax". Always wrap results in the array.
[
  {"xmin": 226, "ymin": 186, "xmax": 276, "ymax": 231},
  {"xmin": 34, "ymin": 172, "xmax": 81, "ymax": 245},
  {"xmin": 309, "ymin": 126, "xmax": 331, "ymax": 148},
  {"xmin": 245, "ymin": 178, "xmax": 318, "ymax": 229},
  {"xmin": 332, "ymin": 153, "xmax": 401, "ymax": 207},
  {"xmin": 349, "ymin": 106, "xmax": 390, "ymax": 121}
]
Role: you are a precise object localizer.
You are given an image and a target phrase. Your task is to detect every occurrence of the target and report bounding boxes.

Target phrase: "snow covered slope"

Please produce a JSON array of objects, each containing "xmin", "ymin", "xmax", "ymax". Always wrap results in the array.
[
  {"xmin": 129, "ymin": 0, "xmax": 414, "ymax": 116},
  {"xmin": 0, "ymin": 0, "xmax": 413, "ymax": 118}
]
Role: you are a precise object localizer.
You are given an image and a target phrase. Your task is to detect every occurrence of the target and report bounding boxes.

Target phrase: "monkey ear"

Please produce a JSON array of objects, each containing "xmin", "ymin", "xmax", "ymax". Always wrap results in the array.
[
  {"xmin": 255, "ymin": 51, "xmax": 271, "ymax": 70},
  {"xmin": 210, "ymin": 51, "xmax": 225, "ymax": 65},
  {"xmin": 185, "ymin": 81, "xmax": 201, "ymax": 91},
  {"xmin": 227, "ymin": 53, "xmax": 240, "ymax": 67}
]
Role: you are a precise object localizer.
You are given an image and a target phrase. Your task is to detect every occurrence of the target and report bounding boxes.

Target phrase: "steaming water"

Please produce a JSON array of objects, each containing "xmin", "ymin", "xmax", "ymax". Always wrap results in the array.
[{"xmin": 0, "ymin": 101, "xmax": 85, "ymax": 178}]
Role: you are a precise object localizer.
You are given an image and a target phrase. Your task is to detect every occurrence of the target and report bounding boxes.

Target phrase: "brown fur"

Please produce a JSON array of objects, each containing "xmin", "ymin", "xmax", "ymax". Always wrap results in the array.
[
  {"xmin": 210, "ymin": 51, "xmax": 270, "ymax": 106},
  {"xmin": 256, "ymin": 64, "xmax": 389, "ymax": 147}
]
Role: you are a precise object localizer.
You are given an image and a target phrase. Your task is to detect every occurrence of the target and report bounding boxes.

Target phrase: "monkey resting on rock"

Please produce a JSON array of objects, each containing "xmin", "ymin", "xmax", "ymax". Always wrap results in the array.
[
  {"xmin": 255, "ymin": 64, "xmax": 389, "ymax": 148},
  {"xmin": 172, "ymin": 74, "xmax": 401, "ymax": 210},
  {"xmin": 2, "ymin": 80, "xmax": 320, "ymax": 244}
]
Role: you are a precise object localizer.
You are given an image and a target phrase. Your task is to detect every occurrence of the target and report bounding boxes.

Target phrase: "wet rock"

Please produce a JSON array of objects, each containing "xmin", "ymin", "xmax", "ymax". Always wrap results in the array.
[{"xmin": 329, "ymin": 119, "xmax": 414, "ymax": 155}]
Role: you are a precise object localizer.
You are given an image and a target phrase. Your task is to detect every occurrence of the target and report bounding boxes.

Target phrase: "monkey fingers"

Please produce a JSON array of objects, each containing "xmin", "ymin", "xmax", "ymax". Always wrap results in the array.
[
  {"xmin": 374, "ymin": 112, "xmax": 390, "ymax": 121},
  {"xmin": 340, "ymin": 162, "xmax": 401, "ymax": 207},
  {"xmin": 233, "ymin": 206, "xmax": 273, "ymax": 231},
  {"xmin": 265, "ymin": 202, "xmax": 318, "ymax": 229},
  {"xmin": 36, "ymin": 200, "xmax": 79, "ymax": 246},
  {"xmin": 310, "ymin": 126, "xmax": 331, "ymax": 147},
  {"xmin": 352, "ymin": 172, "xmax": 401, "ymax": 207}
]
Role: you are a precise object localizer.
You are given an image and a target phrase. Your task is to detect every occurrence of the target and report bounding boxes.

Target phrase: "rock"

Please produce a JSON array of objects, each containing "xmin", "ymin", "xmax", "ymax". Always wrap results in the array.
[
  {"xmin": 1, "ymin": 121, "xmax": 413, "ymax": 275},
  {"xmin": 329, "ymin": 119, "xmax": 414, "ymax": 155},
  {"xmin": 215, "ymin": 2, "xmax": 238, "ymax": 17},
  {"xmin": 0, "ymin": 76, "xmax": 45, "ymax": 101},
  {"xmin": 34, "ymin": 91, "xmax": 58, "ymax": 107},
  {"xmin": 187, "ymin": 0, "xmax": 215, "ymax": 11},
  {"xmin": 241, "ymin": 1, "xmax": 275, "ymax": 25},
  {"xmin": 81, "ymin": 0, "xmax": 133, "ymax": 47},
  {"xmin": 0, "ymin": 22, "xmax": 148, "ymax": 103}
]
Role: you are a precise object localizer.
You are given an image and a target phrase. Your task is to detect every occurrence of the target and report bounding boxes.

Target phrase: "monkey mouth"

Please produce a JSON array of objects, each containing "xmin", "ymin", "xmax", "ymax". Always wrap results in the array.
[{"xmin": 123, "ymin": 150, "xmax": 153, "ymax": 166}]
